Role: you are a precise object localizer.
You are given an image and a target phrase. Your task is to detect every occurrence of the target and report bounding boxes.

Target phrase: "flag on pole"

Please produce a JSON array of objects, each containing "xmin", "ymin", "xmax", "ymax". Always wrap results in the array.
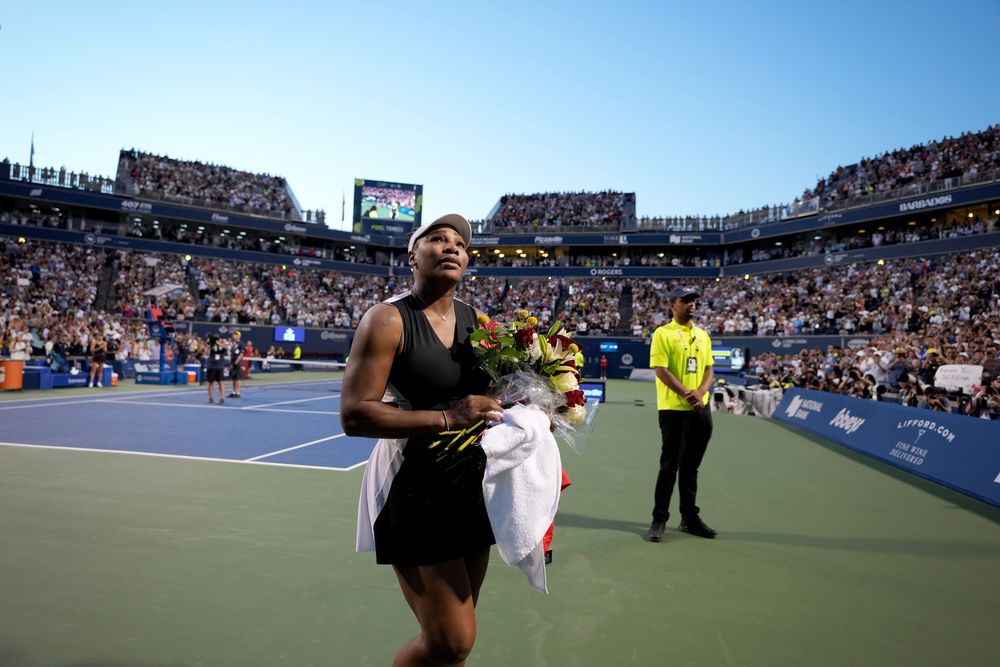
[
  {"xmin": 341, "ymin": 191, "xmax": 346, "ymax": 222},
  {"xmin": 29, "ymin": 132, "xmax": 35, "ymax": 167}
]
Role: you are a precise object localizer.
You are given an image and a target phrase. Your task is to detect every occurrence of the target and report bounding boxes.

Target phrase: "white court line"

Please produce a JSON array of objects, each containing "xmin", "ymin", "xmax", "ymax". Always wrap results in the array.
[
  {"xmin": 243, "ymin": 394, "xmax": 340, "ymax": 410},
  {"xmin": 246, "ymin": 433, "xmax": 347, "ymax": 461},
  {"xmin": 0, "ymin": 441, "xmax": 364, "ymax": 471},
  {"xmin": 0, "ymin": 387, "xmax": 206, "ymax": 411},
  {"xmin": 95, "ymin": 399, "xmax": 338, "ymax": 415},
  {"xmin": 0, "ymin": 378, "xmax": 340, "ymax": 412},
  {"xmin": 247, "ymin": 408, "xmax": 339, "ymax": 416}
]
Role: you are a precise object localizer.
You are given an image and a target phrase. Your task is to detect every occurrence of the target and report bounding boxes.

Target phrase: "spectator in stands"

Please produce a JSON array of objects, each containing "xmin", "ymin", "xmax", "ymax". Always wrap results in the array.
[
  {"xmin": 49, "ymin": 334, "xmax": 71, "ymax": 373},
  {"xmin": 262, "ymin": 345, "xmax": 276, "ymax": 371},
  {"xmin": 921, "ymin": 386, "xmax": 953, "ymax": 413}
]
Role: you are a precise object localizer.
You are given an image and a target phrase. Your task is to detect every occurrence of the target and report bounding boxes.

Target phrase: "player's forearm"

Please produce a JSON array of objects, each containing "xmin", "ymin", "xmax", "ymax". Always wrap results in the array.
[
  {"xmin": 655, "ymin": 367, "xmax": 689, "ymax": 397},
  {"xmin": 341, "ymin": 400, "xmax": 447, "ymax": 438},
  {"xmin": 697, "ymin": 366, "xmax": 714, "ymax": 394}
]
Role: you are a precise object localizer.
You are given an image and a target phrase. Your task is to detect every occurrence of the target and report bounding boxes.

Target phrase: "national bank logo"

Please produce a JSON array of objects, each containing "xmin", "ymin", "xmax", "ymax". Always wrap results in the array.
[
  {"xmin": 829, "ymin": 408, "xmax": 865, "ymax": 434},
  {"xmin": 784, "ymin": 394, "xmax": 825, "ymax": 420}
]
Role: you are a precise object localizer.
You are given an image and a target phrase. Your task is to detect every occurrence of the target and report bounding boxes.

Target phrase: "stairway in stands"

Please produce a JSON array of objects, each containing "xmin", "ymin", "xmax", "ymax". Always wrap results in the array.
[
  {"xmin": 615, "ymin": 282, "xmax": 633, "ymax": 335},
  {"xmin": 551, "ymin": 280, "xmax": 570, "ymax": 318},
  {"xmin": 114, "ymin": 154, "xmax": 139, "ymax": 196},
  {"xmin": 95, "ymin": 253, "xmax": 118, "ymax": 311},
  {"xmin": 185, "ymin": 263, "xmax": 201, "ymax": 304}
]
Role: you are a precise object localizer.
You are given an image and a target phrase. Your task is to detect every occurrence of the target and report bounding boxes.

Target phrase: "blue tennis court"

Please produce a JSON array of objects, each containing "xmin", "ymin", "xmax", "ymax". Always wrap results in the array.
[{"xmin": 0, "ymin": 378, "xmax": 375, "ymax": 470}]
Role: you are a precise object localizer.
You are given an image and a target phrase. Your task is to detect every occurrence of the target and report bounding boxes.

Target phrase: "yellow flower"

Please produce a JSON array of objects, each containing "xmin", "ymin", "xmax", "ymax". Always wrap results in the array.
[
  {"xmin": 518, "ymin": 309, "xmax": 530, "ymax": 319},
  {"xmin": 565, "ymin": 404, "xmax": 587, "ymax": 425},
  {"xmin": 526, "ymin": 316, "xmax": 538, "ymax": 326},
  {"xmin": 551, "ymin": 371, "xmax": 579, "ymax": 394},
  {"xmin": 476, "ymin": 313, "xmax": 490, "ymax": 325},
  {"xmin": 568, "ymin": 343, "xmax": 579, "ymax": 353}
]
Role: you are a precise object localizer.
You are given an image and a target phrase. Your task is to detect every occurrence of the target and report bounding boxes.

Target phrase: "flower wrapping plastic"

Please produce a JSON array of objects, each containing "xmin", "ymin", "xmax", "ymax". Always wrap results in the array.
[{"xmin": 427, "ymin": 312, "xmax": 595, "ymax": 460}]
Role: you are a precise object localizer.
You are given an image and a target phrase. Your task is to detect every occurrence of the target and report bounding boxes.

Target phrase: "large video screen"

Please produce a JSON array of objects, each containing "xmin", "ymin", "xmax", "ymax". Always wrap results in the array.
[
  {"xmin": 711, "ymin": 346, "xmax": 746, "ymax": 374},
  {"xmin": 353, "ymin": 178, "xmax": 423, "ymax": 233}
]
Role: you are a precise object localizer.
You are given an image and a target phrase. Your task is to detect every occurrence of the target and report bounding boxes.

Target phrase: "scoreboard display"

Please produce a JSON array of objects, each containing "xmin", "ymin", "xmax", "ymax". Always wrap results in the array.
[
  {"xmin": 352, "ymin": 178, "xmax": 423, "ymax": 235},
  {"xmin": 711, "ymin": 346, "xmax": 746, "ymax": 374}
]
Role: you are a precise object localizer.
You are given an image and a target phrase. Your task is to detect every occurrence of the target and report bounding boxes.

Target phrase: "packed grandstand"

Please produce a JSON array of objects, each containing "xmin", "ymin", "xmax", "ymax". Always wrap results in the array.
[{"xmin": 2, "ymin": 124, "xmax": 999, "ymax": 420}]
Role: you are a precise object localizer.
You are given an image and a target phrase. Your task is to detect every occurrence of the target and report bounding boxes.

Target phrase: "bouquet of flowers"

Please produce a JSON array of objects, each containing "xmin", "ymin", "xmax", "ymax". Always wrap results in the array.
[{"xmin": 429, "ymin": 310, "xmax": 590, "ymax": 460}]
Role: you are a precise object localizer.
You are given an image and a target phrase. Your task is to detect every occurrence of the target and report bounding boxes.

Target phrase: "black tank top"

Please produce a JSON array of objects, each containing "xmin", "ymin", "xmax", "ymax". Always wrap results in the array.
[{"xmin": 387, "ymin": 293, "xmax": 489, "ymax": 411}]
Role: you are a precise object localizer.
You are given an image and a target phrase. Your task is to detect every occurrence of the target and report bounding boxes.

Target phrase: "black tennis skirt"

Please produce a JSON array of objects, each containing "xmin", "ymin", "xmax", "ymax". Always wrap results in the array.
[{"xmin": 373, "ymin": 437, "xmax": 495, "ymax": 565}]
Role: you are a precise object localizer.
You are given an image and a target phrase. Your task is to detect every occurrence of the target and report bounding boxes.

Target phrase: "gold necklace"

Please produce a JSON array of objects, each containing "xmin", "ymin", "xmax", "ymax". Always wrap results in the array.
[{"xmin": 412, "ymin": 291, "xmax": 451, "ymax": 321}]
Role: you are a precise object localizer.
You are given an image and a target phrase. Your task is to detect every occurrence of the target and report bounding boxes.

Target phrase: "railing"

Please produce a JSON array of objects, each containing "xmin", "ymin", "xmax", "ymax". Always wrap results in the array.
[
  {"xmin": 474, "ymin": 220, "xmax": 625, "ymax": 235},
  {"xmin": 819, "ymin": 168, "xmax": 1000, "ymax": 213},
  {"xmin": 481, "ymin": 167, "xmax": 1000, "ymax": 235},
  {"xmin": 3, "ymin": 162, "xmax": 116, "ymax": 195},
  {"xmin": 116, "ymin": 186, "xmax": 295, "ymax": 221}
]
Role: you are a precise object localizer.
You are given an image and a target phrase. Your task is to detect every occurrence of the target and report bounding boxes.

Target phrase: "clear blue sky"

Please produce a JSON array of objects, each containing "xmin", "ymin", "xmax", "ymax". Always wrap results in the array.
[{"xmin": 2, "ymin": 1, "xmax": 998, "ymax": 230}]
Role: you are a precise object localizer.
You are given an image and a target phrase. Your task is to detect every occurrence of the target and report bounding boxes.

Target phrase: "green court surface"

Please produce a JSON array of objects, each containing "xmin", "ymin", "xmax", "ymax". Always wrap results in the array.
[{"xmin": 1, "ymin": 379, "xmax": 998, "ymax": 666}]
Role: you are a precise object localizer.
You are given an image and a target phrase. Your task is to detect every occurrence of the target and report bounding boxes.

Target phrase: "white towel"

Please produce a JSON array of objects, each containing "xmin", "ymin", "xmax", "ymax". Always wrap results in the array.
[{"xmin": 480, "ymin": 403, "xmax": 562, "ymax": 593}]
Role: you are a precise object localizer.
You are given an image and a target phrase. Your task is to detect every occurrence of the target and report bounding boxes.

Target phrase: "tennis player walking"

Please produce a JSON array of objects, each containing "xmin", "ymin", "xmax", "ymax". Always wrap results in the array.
[{"xmin": 341, "ymin": 214, "xmax": 503, "ymax": 666}]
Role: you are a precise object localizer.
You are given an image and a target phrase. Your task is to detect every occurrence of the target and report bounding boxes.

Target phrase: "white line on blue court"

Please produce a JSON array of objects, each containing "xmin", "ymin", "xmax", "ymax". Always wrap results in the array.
[
  {"xmin": 0, "ymin": 441, "xmax": 361, "ymax": 471},
  {"xmin": 93, "ymin": 398, "xmax": 339, "ymax": 415},
  {"xmin": 0, "ymin": 387, "xmax": 205, "ymax": 410},
  {"xmin": 246, "ymin": 433, "xmax": 347, "ymax": 461},
  {"xmin": 242, "ymin": 394, "xmax": 341, "ymax": 410}
]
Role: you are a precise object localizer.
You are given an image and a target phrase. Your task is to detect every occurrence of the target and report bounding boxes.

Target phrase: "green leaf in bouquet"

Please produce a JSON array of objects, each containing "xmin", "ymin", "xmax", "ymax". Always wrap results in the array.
[{"xmin": 547, "ymin": 321, "xmax": 562, "ymax": 337}]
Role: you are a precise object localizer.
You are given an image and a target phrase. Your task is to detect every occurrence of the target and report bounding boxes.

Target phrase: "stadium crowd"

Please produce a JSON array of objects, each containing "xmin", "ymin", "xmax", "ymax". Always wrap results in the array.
[
  {"xmin": 479, "ymin": 126, "xmax": 999, "ymax": 233},
  {"xmin": 491, "ymin": 191, "xmax": 633, "ymax": 230},
  {"xmin": 3, "ymin": 236, "xmax": 998, "ymax": 419},
  {"xmin": 805, "ymin": 125, "xmax": 1000, "ymax": 208},
  {"xmin": 119, "ymin": 150, "xmax": 293, "ymax": 218},
  {"xmin": 741, "ymin": 216, "xmax": 994, "ymax": 263}
]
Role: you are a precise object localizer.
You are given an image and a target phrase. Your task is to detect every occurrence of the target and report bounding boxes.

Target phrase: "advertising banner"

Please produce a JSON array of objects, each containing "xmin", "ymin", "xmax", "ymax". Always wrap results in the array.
[{"xmin": 774, "ymin": 388, "xmax": 1000, "ymax": 506}]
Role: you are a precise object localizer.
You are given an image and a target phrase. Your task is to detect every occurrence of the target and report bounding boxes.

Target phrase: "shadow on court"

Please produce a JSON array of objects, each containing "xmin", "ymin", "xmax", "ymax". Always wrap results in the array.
[
  {"xmin": 774, "ymin": 421, "xmax": 1000, "ymax": 525},
  {"xmin": 554, "ymin": 510, "xmax": 649, "ymax": 536},
  {"xmin": 0, "ymin": 647, "xmax": 169, "ymax": 667},
  {"xmin": 716, "ymin": 530, "xmax": 1000, "ymax": 557}
]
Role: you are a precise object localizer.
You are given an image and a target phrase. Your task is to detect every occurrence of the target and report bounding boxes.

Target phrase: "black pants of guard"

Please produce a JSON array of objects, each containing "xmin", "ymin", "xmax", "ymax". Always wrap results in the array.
[{"xmin": 652, "ymin": 408, "xmax": 713, "ymax": 523}]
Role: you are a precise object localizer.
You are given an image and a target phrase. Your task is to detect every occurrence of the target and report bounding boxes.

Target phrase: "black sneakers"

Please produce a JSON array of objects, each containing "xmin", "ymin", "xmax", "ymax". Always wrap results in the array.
[
  {"xmin": 647, "ymin": 521, "xmax": 666, "ymax": 542},
  {"xmin": 679, "ymin": 518, "xmax": 718, "ymax": 539}
]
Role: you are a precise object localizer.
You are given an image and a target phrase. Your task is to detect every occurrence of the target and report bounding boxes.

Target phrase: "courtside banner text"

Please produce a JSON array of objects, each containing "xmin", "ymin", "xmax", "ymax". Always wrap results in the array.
[{"xmin": 774, "ymin": 388, "xmax": 1000, "ymax": 507}]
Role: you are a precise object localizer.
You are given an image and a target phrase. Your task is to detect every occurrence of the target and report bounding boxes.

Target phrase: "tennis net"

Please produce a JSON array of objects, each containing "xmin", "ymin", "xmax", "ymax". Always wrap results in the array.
[{"xmin": 236, "ymin": 357, "xmax": 346, "ymax": 393}]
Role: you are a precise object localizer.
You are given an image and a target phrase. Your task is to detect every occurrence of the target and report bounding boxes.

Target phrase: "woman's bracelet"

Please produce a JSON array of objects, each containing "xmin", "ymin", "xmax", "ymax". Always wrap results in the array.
[{"xmin": 441, "ymin": 410, "xmax": 450, "ymax": 430}]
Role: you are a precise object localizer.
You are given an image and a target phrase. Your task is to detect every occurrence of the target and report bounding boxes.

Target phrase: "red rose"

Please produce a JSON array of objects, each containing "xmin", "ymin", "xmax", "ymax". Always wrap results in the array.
[
  {"xmin": 483, "ymin": 320, "xmax": 504, "ymax": 341},
  {"xmin": 565, "ymin": 389, "xmax": 585, "ymax": 406},
  {"xmin": 548, "ymin": 334, "xmax": 576, "ymax": 350},
  {"xmin": 513, "ymin": 326, "xmax": 535, "ymax": 348}
]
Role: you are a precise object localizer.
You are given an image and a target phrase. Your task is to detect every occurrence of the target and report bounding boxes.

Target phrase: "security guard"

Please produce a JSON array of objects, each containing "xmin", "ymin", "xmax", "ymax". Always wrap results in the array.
[{"xmin": 647, "ymin": 287, "xmax": 718, "ymax": 542}]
